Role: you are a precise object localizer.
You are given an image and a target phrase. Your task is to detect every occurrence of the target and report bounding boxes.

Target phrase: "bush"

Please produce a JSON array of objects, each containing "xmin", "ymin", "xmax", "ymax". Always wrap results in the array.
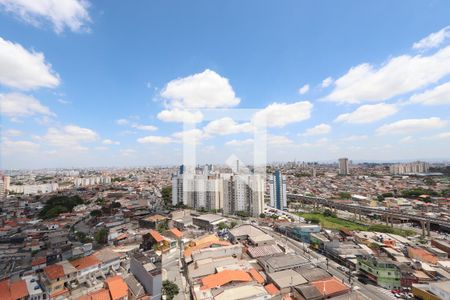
[
  {"xmin": 95, "ymin": 228, "xmax": 109, "ymax": 244},
  {"xmin": 162, "ymin": 280, "xmax": 179, "ymax": 300}
]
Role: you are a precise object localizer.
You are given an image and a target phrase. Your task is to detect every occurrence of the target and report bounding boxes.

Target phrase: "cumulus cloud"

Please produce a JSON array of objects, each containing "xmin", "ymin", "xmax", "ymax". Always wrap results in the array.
[
  {"xmin": 2, "ymin": 139, "xmax": 40, "ymax": 153},
  {"xmin": 0, "ymin": 93, "xmax": 54, "ymax": 119},
  {"xmin": 335, "ymin": 103, "xmax": 398, "ymax": 124},
  {"xmin": 36, "ymin": 125, "xmax": 97, "ymax": 147},
  {"xmin": 0, "ymin": 37, "xmax": 59, "ymax": 89},
  {"xmin": 0, "ymin": 0, "xmax": 91, "ymax": 33},
  {"xmin": 160, "ymin": 69, "xmax": 240, "ymax": 109},
  {"xmin": 157, "ymin": 109, "xmax": 203, "ymax": 123},
  {"xmin": 413, "ymin": 26, "xmax": 450, "ymax": 50},
  {"xmin": 102, "ymin": 139, "xmax": 119, "ymax": 145},
  {"xmin": 326, "ymin": 45, "xmax": 450, "ymax": 103},
  {"xmin": 203, "ymin": 117, "xmax": 253, "ymax": 136},
  {"xmin": 116, "ymin": 118, "xmax": 129, "ymax": 125},
  {"xmin": 321, "ymin": 77, "xmax": 333, "ymax": 88},
  {"xmin": 340, "ymin": 135, "xmax": 368, "ymax": 141},
  {"xmin": 172, "ymin": 129, "xmax": 204, "ymax": 143},
  {"xmin": 298, "ymin": 84, "xmax": 309, "ymax": 95},
  {"xmin": 132, "ymin": 124, "xmax": 158, "ymax": 131},
  {"xmin": 409, "ymin": 81, "xmax": 450, "ymax": 105},
  {"xmin": 225, "ymin": 138, "xmax": 254, "ymax": 146},
  {"xmin": 376, "ymin": 117, "xmax": 447, "ymax": 135},
  {"xmin": 137, "ymin": 135, "xmax": 174, "ymax": 144},
  {"xmin": 252, "ymin": 101, "xmax": 313, "ymax": 128},
  {"xmin": 303, "ymin": 123, "xmax": 331, "ymax": 136}
]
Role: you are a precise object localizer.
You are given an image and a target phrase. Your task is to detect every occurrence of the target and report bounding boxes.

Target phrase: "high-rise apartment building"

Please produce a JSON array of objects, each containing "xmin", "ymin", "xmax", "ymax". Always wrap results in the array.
[
  {"xmin": 389, "ymin": 161, "xmax": 430, "ymax": 175},
  {"xmin": 269, "ymin": 170, "xmax": 287, "ymax": 210},
  {"xmin": 0, "ymin": 174, "xmax": 10, "ymax": 199},
  {"xmin": 338, "ymin": 158, "xmax": 350, "ymax": 175},
  {"xmin": 172, "ymin": 166, "xmax": 264, "ymax": 217}
]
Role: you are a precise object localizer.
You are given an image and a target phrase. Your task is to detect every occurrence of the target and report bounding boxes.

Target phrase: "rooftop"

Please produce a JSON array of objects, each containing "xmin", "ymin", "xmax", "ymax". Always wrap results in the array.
[
  {"xmin": 70, "ymin": 255, "xmax": 101, "ymax": 270},
  {"xmin": 267, "ymin": 269, "xmax": 308, "ymax": 289},
  {"xmin": 105, "ymin": 275, "xmax": 128, "ymax": 300},
  {"xmin": 201, "ymin": 270, "xmax": 252, "ymax": 290}
]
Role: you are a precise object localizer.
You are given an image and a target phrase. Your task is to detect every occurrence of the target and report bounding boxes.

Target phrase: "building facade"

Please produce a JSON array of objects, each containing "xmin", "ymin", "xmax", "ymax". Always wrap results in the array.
[
  {"xmin": 269, "ymin": 170, "xmax": 287, "ymax": 210},
  {"xmin": 338, "ymin": 158, "xmax": 349, "ymax": 175}
]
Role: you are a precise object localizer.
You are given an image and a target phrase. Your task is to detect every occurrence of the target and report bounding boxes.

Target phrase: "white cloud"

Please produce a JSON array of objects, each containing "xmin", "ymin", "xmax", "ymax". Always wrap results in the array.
[
  {"xmin": 303, "ymin": 123, "xmax": 331, "ymax": 136},
  {"xmin": 225, "ymin": 135, "xmax": 292, "ymax": 147},
  {"xmin": 0, "ymin": 37, "xmax": 59, "ymax": 89},
  {"xmin": 326, "ymin": 45, "xmax": 450, "ymax": 103},
  {"xmin": 341, "ymin": 135, "xmax": 368, "ymax": 141},
  {"xmin": 36, "ymin": 125, "xmax": 97, "ymax": 147},
  {"xmin": 225, "ymin": 138, "xmax": 254, "ymax": 146},
  {"xmin": 57, "ymin": 99, "xmax": 71, "ymax": 104},
  {"xmin": 132, "ymin": 124, "xmax": 158, "ymax": 131},
  {"xmin": 321, "ymin": 77, "xmax": 333, "ymax": 88},
  {"xmin": 116, "ymin": 118, "xmax": 129, "ymax": 125},
  {"xmin": 298, "ymin": 84, "xmax": 309, "ymax": 95},
  {"xmin": 0, "ymin": 93, "xmax": 54, "ymax": 119},
  {"xmin": 157, "ymin": 109, "xmax": 203, "ymax": 123},
  {"xmin": 335, "ymin": 103, "xmax": 398, "ymax": 124},
  {"xmin": 409, "ymin": 81, "xmax": 450, "ymax": 105},
  {"xmin": 0, "ymin": 0, "xmax": 91, "ymax": 33},
  {"xmin": 399, "ymin": 136, "xmax": 414, "ymax": 143},
  {"xmin": 252, "ymin": 101, "xmax": 313, "ymax": 128},
  {"xmin": 120, "ymin": 148, "xmax": 136, "ymax": 156},
  {"xmin": 413, "ymin": 26, "xmax": 450, "ymax": 50},
  {"xmin": 137, "ymin": 135, "xmax": 174, "ymax": 144},
  {"xmin": 102, "ymin": 139, "xmax": 119, "ymax": 145},
  {"xmin": 4, "ymin": 129, "xmax": 22, "ymax": 137},
  {"xmin": 2, "ymin": 139, "xmax": 40, "ymax": 153},
  {"xmin": 267, "ymin": 134, "xmax": 293, "ymax": 145},
  {"xmin": 160, "ymin": 69, "xmax": 240, "ymax": 109},
  {"xmin": 376, "ymin": 117, "xmax": 447, "ymax": 135},
  {"xmin": 172, "ymin": 129, "xmax": 204, "ymax": 143},
  {"xmin": 203, "ymin": 117, "xmax": 253, "ymax": 136},
  {"xmin": 425, "ymin": 131, "xmax": 450, "ymax": 140}
]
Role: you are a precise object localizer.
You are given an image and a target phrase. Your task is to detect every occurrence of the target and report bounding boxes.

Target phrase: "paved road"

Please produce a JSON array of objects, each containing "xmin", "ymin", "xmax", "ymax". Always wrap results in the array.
[
  {"xmin": 162, "ymin": 247, "xmax": 190, "ymax": 300},
  {"xmin": 261, "ymin": 227, "xmax": 396, "ymax": 300}
]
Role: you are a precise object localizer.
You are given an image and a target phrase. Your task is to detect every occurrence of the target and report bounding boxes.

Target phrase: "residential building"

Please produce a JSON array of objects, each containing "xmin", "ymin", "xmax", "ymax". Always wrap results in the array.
[
  {"xmin": 130, "ymin": 253, "xmax": 162, "ymax": 300},
  {"xmin": 338, "ymin": 158, "xmax": 349, "ymax": 175},
  {"xmin": 268, "ymin": 170, "xmax": 287, "ymax": 210},
  {"xmin": 390, "ymin": 161, "xmax": 430, "ymax": 175},
  {"xmin": 357, "ymin": 257, "xmax": 401, "ymax": 289}
]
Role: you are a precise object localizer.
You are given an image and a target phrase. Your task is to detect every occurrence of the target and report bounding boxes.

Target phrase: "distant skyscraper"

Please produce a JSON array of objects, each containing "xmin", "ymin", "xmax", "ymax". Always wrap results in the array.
[
  {"xmin": 269, "ymin": 170, "xmax": 287, "ymax": 210},
  {"xmin": 338, "ymin": 158, "xmax": 349, "ymax": 175}
]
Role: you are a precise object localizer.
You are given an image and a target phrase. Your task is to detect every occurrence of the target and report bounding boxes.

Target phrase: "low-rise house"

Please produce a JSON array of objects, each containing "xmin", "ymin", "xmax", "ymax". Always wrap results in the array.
[
  {"xmin": 258, "ymin": 254, "xmax": 309, "ymax": 273},
  {"xmin": 130, "ymin": 252, "xmax": 162, "ymax": 300},
  {"xmin": 192, "ymin": 214, "xmax": 227, "ymax": 231},
  {"xmin": 267, "ymin": 269, "xmax": 307, "ymax": 294},
  {"xmin": 106, "ymin": 275, "xmax": 128, "ymax": 300},
  {"xmin": 0, "ymin": 278, "xmax": 29, "ymax": 300}
]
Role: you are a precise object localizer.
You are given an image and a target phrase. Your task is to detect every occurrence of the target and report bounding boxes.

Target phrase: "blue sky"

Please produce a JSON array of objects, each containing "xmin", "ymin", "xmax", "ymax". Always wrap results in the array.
[{"xmin": 1, "ymin": 0, "xmax": 450, "ymax": 169}]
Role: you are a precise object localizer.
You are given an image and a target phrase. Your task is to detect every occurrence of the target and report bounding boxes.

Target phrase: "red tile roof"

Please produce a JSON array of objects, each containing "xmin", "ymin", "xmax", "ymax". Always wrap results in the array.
[
  {"xmin": 70, "ymin": 255, "xmax": 101, "ymax": 270},
  {"xmin": 201, "ymin": 270, "xmax": 252, "ymax": 290},
  {"xmin": 149, "ymin": 230, "xmax": 164, "ymax": 243},
  {"xmin": 312, "ymin": 277, "xmax": 350, "ymax": 297},
  {"xmin": 0, "ymin": 280, "xmax": 12, "ymax": 300},
  {"xmin": 44, "ymin": 264, "xmax": 65, "ymax": 280},
  {"xmin": 90, "ymin": 289, "xmax": 112, "ymax": 300},
  {"xmin": 249, "ymin": 268, "xmax": 264, "ymax": 284},
  {"xmin": 264, "ymin": 283, "xmax": 280, "ymax": 296},
  {"xmin": 10, "ymin": 280, "xmax": 28, "ymax": 300},
  {"xmin": 105, "ymin": 276, "xmax": 128, "ymax": 300},
  {"xmin": 170, "ymin": 228, "xmax": 183, "ymax": 238},
  {"xmin": 32, "ymin": 256, "xmax": 47, "ymax": 266}
]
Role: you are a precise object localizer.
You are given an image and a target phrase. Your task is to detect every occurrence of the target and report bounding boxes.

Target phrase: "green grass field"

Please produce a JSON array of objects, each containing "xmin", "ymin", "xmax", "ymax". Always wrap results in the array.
[{"xmin": 297, "ymin": 213, "xmax": 415, "ymax": 237}]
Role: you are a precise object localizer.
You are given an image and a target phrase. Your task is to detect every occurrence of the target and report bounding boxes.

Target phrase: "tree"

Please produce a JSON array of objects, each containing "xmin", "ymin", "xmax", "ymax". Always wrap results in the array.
[
  {"xmin": 230, "ymin": 221, "xmax": 238, "ymax": 228},
  {"xmin": 217, "ymin": 222, "xmax": 229, "ymax": 230},
  {"xmin": 323, "ymin": 209, "xmax": 336, "ymax": 218},
  {"xmin": 95, "ymin": 228, "xmax": 109, "ymax": 244},
  {"xmin": 259, "ymin": 213, "xmax": 266, "ymax": 219},
  {"xmin": 90, "ymin": 209, "xmax": 102, "ymax": 217},
  {"xmin": 339, "ymin": 192, "xmax": 351, "ymax": 199},
  {"xmin": 111, "ymin": 201, "xmax": 121, "ymax": 208},
  {"xmin": 162, "ymin": 280, "xmax": 179, "ymax": 300},
  {"xmin": 161, "ymin": 186, "xmax": 172, "ymax": 207}
]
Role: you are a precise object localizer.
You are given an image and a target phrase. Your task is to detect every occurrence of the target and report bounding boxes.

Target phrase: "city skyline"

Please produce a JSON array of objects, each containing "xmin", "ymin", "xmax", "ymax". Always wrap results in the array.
[{"xmin": 2, "ymin": 1, "xmax": 450, "ymax": 169}]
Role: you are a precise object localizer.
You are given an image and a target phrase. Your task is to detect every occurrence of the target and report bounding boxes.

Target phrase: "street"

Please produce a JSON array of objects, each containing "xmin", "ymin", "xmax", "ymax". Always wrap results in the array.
[{"xmin": 162, "ymin": 247, "xmax": 190, "ymax": 300}]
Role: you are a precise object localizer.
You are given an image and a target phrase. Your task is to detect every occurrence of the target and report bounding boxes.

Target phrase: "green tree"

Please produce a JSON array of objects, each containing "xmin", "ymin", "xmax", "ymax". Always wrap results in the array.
[
  {"xmin": 162, "ymin": 280, "xmax": 179, "ymax": 300},
  {"xmin": 94, "ymin": 228, "xmax": 109, "ymax": 244},
  {"xmin": 323, "ymin": 209, "xmax": 336, "ymax": 218},
  {"xmin": 339, "ymin": 192, "xmax": 351, "ymax": 199},
  {"xmin": 161, "ymin": 186, "xmax": 172, "ymax": 207},
  {"xmin": 230, "ymin": 221, "xmax": 238, "ymax": 228},
  {"xmin": 90, "ymin": 209, "xmax": 102, "ymax": 217},
  {"xmin": 259, "ymin": 213, "xmax": 266, "ymax": 218},
  {"xmin": 217, "ymin": 222, "xmax": 229, "ymax": 230}
]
